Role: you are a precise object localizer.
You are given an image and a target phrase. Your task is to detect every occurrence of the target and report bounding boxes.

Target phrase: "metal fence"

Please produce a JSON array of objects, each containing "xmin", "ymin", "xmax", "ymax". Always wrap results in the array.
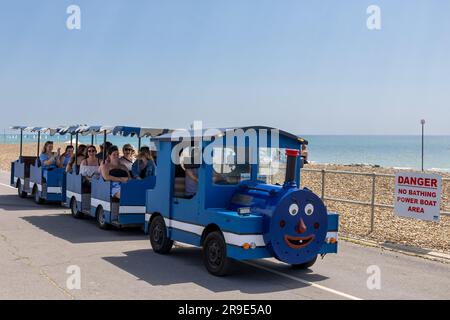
[{"xmin": 302, "ymin": 168, "xmax": 450, "ymax": 233}]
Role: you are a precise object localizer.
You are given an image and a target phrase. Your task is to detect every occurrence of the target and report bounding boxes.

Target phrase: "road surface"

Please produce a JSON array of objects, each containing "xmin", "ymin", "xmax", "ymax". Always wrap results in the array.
[{"xmin": 0, "ymin": 172, "xmax": 449, "ymax": 300}]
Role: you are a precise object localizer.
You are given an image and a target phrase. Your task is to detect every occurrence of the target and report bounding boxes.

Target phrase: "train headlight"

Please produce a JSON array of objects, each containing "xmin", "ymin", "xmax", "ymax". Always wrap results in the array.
[
  {"xmin": 289, "ymin": 203, "xmax": 299, "ymax": 216},
  {"xmin": 237, "ymin": 207, "xmax": 251, "ymax": 216},
  {"xmin": 305, "ymin": 203, "xmax": 314, "ymax": 216}
]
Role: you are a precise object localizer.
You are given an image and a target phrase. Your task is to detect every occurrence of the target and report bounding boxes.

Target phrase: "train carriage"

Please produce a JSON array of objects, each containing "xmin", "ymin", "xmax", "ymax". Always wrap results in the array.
[
  {"xmin": 10, "ymin": 126, "xmax": 34, "ymax": 197},
  {"xmin": 144, "ymin": 126, "xmax": 339, "ymax": 276},
  {"xmin": 64, "ymin": 124, "xmax": 101, "ymax": 217},
  {"xmin": 67, "ymin": 125, "xmax": 169, "ymax": 229},
  {"xmin": 11, "ymin": 126, "xmax": 68, "ymax": 204}
]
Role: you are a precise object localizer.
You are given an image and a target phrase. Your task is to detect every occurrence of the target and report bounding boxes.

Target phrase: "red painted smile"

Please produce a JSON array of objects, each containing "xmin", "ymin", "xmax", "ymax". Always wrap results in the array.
[{"xmin": 284, "ymin": 234, "xmax": 315, "ymax": 249}]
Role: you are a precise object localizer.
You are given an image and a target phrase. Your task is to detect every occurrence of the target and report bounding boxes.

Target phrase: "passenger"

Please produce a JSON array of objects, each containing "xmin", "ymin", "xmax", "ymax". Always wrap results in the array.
[
  {"xmin": 39, "ymin": 141, "xmax": 61, "ymax": 170},
  {"xmin": 80, "ymin": 145, "xmax": 100, "ymax": 185},
  {"xmin": 184, "ymin": 148, "xmax": 200, "ymax": 198},
  {"xmin": 96, "ymin": 141, "xmax": 112, "ymax": 162},
  {"xmin": 101, "ymin": 145, "xmax": 130, "ymax": 199},
  {"xmin": 66, "ymin": 144, "xmax": 87, "ymax": 173},
  {"xmin": 301, "ymin": 144, "xmax": 309, "ymax": 164},
  {"xmin": 131, "ymin": 146, "xmax": 156, "ymax": 179},
  {"xmin": 150, "ymin": 149, "xmax": 157, "ymax": 165},
  {"xmin": 119, "ymin": 144, "xmax": 135, "ymax": 172},
  {"xmin": 66, "ymin": 157, "xmax": 75, "ymax": 173},
  {"xmin": 59, "ymin": 145, "xmax": 74, "ymax": 169},
  {"xmin": 77, "ymin": 144, "xmax": 87, "ymax": 164}
]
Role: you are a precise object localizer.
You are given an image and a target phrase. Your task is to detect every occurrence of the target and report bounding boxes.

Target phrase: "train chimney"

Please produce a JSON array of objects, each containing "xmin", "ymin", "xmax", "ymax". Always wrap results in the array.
[{"xmin": 284, "ymin": 149, "xmax": 300, "ymax": 188}]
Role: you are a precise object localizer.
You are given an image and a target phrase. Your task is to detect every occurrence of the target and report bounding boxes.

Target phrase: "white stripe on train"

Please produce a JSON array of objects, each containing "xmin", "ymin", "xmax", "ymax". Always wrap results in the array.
[
  {"xmin": 90, "ymin": 197, "xmax": 146, "ymax": 214},
  {"xmin": 145, "ymin": 213, "xmax": 338, "ymax": 248},
  {"xmin": 146, "ymin": 213, "xmax": 265, "ymax": 247}
]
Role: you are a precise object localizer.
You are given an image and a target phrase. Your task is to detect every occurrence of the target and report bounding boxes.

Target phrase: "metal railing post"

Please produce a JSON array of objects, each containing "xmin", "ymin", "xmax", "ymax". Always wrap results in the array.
[
  {"xmin": 321, "ymin": 169, "xmax": 326, "ymax": 200},
  {"xmin": 370, "ymin": 173, "xmax": 376, "ymax": 233}
]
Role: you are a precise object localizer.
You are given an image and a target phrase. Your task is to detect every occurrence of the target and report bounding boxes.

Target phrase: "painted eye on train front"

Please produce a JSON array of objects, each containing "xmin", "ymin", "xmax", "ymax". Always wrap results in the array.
[
  {"xmin": 289, "ymin": 203, "xmax": 299, "ymax": 216},
  {"xmin": 305, "ymin": 203, "xmax": 314, "ymax": 216}
]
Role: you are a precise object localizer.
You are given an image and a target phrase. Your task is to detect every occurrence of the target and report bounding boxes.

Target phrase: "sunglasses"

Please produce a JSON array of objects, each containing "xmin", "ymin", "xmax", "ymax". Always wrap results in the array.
[
  {"xmin": 88, "ymin": 149, "xmax": 96, "ymax": 153},
  {"xmin": 124, "ymin": 148, "xmax": 134, "ymax": 152}
]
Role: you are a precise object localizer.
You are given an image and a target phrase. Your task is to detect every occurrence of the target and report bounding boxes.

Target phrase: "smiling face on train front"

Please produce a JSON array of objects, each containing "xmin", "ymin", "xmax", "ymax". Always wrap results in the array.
[{"xmin": 269, "ymin": 189, "xmax": 328, "ymax": 264}]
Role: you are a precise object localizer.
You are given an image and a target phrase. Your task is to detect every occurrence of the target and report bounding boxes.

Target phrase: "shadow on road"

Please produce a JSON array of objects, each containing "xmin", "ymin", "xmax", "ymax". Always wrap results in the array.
[
  {"xmin": 103, "ymin": 247, "xmax": 329, "ymax": 294},
  {"xmin": 21, "ymin": 213, "xmax": 145, "ymax": 243},
  {"xmin": 0, "ymin": 194, "xmax": 62, "ymax": 211},
  {"xmin": 381, "ymin": 241, "xmax": 433, "ymax": 256}
]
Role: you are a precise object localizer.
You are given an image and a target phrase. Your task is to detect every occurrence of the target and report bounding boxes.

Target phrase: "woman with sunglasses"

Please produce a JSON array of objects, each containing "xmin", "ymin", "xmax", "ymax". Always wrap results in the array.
[
  {"xmin": 119, "ymin": 144, "xmax": 135, "ymax": 172},
  {"xmin": 131, "ymin": 146, "xmax": 156, "ymax": 179},
  {"xmin": 80, "ymin": 145, "xmax": 100, "ymax": 185}
]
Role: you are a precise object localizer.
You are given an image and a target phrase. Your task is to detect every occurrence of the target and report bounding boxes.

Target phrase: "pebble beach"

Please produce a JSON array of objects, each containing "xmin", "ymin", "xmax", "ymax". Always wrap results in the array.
[{"xmin": 1, "ymin": 143, "xmax": 449, "ymax": 253}]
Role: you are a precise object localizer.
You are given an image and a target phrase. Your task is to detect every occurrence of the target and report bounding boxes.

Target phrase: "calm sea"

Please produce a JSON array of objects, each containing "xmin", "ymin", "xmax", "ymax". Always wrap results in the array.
[
  {"xmin": 1, "ymin": 133, "xmax": 449, "ymax": 172},
  {"xmin": 303, "ymin": 135, "xmax": 450, "ymax": 172}
]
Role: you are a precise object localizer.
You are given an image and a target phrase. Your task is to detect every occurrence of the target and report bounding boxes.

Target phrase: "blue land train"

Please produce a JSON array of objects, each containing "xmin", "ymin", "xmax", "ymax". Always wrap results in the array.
[
  {"xmin": 144, "ymin": 126, "xmax": 339, "ymax": 276},
  {"xmin": 10, "ymin": 126, "xmax": 71, "ymax": 204},
  {"xmin": 65, "ymin": 125, "xmax": 169, "ymax": 229}
]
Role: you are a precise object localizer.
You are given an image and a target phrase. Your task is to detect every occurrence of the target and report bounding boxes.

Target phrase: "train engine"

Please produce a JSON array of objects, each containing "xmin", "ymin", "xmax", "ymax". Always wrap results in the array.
[{"xmin": 229, "ymin": 149, "xmax": 338, "ymax": 268}]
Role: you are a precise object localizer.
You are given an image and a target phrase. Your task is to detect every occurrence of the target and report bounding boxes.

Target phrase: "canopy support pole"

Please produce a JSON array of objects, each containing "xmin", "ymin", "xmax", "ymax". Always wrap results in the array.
[
  {"xmin": 138, "ymin": 137, "xmax": 141, "ymax": 150},
  {"xmin": 75, "ymin": 133, "xmax": 79, "ymax": 172},
  {"xmin": 102, "ymin": 131, "xmax": 107, "ymax": 164},
  {"xmin": 37, "ymin": 131, "xmax": 41, "ymax": 158},
  {"xmin": 19, "ymin": 128, "xmax": 23, "ymax": 158}
]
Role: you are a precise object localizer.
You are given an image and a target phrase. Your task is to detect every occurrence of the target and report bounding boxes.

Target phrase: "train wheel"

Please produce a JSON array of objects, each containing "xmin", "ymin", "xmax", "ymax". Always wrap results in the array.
[
  {"xmin": 17, "ymin": 180, "xmax": 27, "ymax": 198},
  {"xmin": 203, "ymin": 231, "xmax": 232, "ymax": 276},
  {"xmin": 149, "ymin": 215, "xmax": 173, "ymax": 254},
  {"xmin": 33, "ymin": 186, "xmax": 44, "ymax": 205},
  {"xmin": 70, "ymin": 197, "xmax": 83, "ymax": 219},
  {"xmin": 96, "ymin": 206, "xmax": 109, "ymax": 230},
  {"xmin": 291, "ymin": 255, "xmax": 318, "ymax": 270}
]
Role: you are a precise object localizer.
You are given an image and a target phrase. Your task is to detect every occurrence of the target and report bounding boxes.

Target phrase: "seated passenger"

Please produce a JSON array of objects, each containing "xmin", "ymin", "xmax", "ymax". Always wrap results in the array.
[
  {"xmin": 39, "ymin": 141, "xmax": 61, "ymax": 170},
  {"xmin": 66, "ymin": 144, "xmax": 87, "ymax": 174},
  {"xmin": 301, "ymin": 144, "xmax": 309, "ymax": 165},
  {"xmin": 150, "ymin": 150, "xmax": 157, "ymax": 165},
  {"xmin": 96, "ymin": 141, "xmax": 112, "ymax": 162},
  {"xmin": 101, "ymin": 145, "xmax": 130, "ymax": 199},
  {"xmin": 131, "ymin": 146, "xmax": 156, "ymax": 179},
  {"xmin": 119, "ymin": 144, "xmax": 135, "ymax": 172},
  {"xmin": 76, "ymin": 144, "xmax": 87, "ymax": 165},
  {"xmin": 80, "ymin": 145, "xmax": 100, "ymax": 185},
  {"xmin": 66, "ymin": 156, "xmax": 75, "ymax": 173},
  {"xmin": 184, "ymin": 148, "xmax": 200, "ymax": 198},
  {"xmin": 59, "ymin": 145, "xmax": 74, "ymax": 169}
]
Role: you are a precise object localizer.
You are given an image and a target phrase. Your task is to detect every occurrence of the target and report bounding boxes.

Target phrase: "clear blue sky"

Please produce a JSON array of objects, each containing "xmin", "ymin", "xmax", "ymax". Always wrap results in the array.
[{"xmin": 0, "ymin": 0, "xmax": 449, "ymax": 135}]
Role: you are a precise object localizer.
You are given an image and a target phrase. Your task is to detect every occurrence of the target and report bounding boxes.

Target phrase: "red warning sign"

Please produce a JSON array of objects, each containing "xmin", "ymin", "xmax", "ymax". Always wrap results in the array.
[{"xmin": 395, "ymin": 172, "xmax": 442, "ymax": 221}]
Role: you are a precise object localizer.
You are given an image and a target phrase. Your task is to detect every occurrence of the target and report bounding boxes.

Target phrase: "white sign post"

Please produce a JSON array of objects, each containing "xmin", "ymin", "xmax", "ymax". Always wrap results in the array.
[{"xmin": 395, "ymin": 172, "xmax": 442, "ymax": 222}]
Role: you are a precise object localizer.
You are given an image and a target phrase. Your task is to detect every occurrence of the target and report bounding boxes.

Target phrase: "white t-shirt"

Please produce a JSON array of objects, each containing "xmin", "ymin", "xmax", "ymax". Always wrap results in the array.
[{"xmin": 119, "ymin": 157, "xmax": 134, "ymax": 171}]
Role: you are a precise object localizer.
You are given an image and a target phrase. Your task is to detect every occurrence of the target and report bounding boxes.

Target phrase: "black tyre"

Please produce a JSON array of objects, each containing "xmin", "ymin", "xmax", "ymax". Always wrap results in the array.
[
  {"xmin": 96, "ymin": 206, "xmax": 109, "ymax": 229},
  {"xmin": 203, "ymin": 231, "xmax": 232, "ymax": 276},
  {"xmin": 33, "ymin": 186, "xmax": 44, "ymax": 204},
  {"xmin": 70, "ymin": 197, "xmax": 83, "ymax": 219},
  {"xmin": 291, "ymin": 255, "xmax": 318, "ymax": 270},
  {"xmin": 17, "ymin": 180, "xmax": 27, "ymax": 198},
  {"xmin": 149, "ymin": 215, "xmax": 173, "ymax": 254}
]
